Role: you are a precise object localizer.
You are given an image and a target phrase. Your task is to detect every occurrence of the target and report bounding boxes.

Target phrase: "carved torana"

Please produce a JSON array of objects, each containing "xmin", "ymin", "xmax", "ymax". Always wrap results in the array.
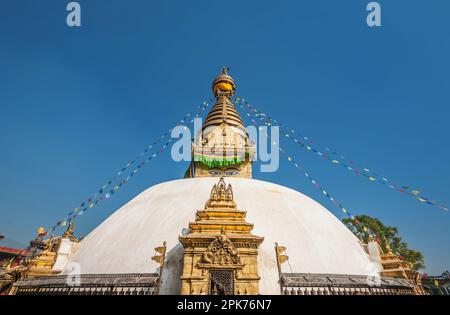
[{"xmin": 201, "ymin": 235, "xmax": 241, "ymax": 266}]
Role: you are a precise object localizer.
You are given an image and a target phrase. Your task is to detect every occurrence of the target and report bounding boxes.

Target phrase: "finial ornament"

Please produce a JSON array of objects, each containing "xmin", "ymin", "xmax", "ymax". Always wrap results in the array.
[
  {"xmin": 222, "ymin": 66, "xmax": 229, "ymax": 75},
  {"xmin": 212, "ymin": 67, "xmax": 236, "ymax": 98},
  {"xmin": 37, "ymin": 227, "xmax": 46, "ymax": 237},
  {"xmin": 62, "ymin": 218, "xmax": 78, "ymax": 242},
  {"xmin": 382, "ymin": 235, "xmax": 393, "ymax": 254}
]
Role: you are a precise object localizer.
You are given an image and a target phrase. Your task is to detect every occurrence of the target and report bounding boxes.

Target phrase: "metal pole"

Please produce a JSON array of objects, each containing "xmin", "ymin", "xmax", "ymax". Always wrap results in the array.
[
  {"xmin": 274, "ymin": 242, "xmax": 283, "ymax": 294},
  {"xmin": 156, "ymin": 241, "xmax": 167, "ymax": 295}
]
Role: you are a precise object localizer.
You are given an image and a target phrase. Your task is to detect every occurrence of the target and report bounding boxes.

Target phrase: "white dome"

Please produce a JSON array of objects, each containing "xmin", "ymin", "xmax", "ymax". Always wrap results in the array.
[{"xmin": 64, "ymin": 177, "xmax": 372, "ymax": 294}]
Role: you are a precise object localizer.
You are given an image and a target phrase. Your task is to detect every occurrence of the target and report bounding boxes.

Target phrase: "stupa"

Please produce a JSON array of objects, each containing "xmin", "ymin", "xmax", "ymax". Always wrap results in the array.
[{"xmin": 3, "ymin": 68, "xmax": 420, "ymax": 295}]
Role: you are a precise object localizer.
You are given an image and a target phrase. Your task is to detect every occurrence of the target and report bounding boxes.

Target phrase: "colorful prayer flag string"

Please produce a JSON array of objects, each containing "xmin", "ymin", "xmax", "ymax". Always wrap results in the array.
[
  {"xmin": 279, "ymin": 146, "xmax": 375, "ymax": 237},
  {"xmin": 234, "ymin": 96, "xmax": 448, "ymax": 213},
  {"xmin": 95, "ymin": 100, "xmax": 211, "ymax": 199},
  {"xmin": 241, "ymin": 108, "xmax": 376, "ymax": 238},
  {"xmin": 45, "ymin": 100, "xmax": 212, "ymax": 235}
]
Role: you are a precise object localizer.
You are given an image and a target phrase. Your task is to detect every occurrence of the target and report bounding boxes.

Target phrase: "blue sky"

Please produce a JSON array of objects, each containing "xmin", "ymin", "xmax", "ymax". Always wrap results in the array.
[{"xmin": 0, "ymin": 0, "xmax": 449, "ymax": 274}]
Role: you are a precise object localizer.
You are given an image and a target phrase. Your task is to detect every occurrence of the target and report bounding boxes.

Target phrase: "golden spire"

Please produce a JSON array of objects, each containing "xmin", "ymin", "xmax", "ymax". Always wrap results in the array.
[
  {"xmin": 203, "ymin": 67, "xmax": 244, "ymax": 131},
  {"xmin": 62, "ymin": 218, "xmax": 77, "ymax": 241},
  {"xmin": 189, "ymin": 68, "xmax": 254, "ymax": 179}
]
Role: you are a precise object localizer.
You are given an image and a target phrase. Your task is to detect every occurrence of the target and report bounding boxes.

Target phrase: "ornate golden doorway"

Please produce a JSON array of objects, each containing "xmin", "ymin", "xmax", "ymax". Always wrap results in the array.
[{"xmin": 210, "ymin": 269, "xmax": 234, "ymax": 295}]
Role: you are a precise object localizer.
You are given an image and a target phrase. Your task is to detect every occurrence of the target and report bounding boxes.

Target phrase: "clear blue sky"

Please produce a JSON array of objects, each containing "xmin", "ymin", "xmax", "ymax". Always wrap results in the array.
[{"xmin": 0, "ymin": 0, "xmax": 449, "ymax": 274}]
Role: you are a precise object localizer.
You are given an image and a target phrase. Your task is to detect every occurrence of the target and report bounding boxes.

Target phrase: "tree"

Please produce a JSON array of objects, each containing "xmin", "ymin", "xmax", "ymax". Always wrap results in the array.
[{"xmin": 342, "ymin": 215, "xmax": 425, "ymax": 271}]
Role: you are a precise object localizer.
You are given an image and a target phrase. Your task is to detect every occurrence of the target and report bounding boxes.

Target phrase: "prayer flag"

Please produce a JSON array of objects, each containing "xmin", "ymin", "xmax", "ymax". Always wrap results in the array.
[
  {"xmin": 155, "ymin": 246, "xmax": 166, "ymax": 254},
  {"xmin": 277, "ymin": 246, "xmax": 287, "ymax": 254}
]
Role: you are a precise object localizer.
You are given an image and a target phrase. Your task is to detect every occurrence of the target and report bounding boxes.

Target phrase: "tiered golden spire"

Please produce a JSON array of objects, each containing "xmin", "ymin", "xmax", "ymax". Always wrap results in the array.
[
  {"xmin": 190, "ymin": 68, "xmax": 254, "ymax": 179},
  {"xmin": 203, "ymin": 67, "xmax": 244, "ymax": 131}
]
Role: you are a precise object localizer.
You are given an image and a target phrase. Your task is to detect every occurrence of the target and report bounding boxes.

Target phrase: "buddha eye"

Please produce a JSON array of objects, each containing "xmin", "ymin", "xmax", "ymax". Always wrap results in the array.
[
  {"xmin": 224, "ymin": 168, "xmax": 240, "ymax": 176},
  {"xmin": 208, "ymin": 169, "xmax": 222, "ymax": 176}
]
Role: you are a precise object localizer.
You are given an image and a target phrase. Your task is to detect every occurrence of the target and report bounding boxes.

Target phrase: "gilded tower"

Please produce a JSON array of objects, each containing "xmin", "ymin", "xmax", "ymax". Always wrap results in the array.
[
  {"xmin": 190, "ymin": 67, "xmax": 255, "ymax": 178},
  {"xmin": 179, "ymin": 177, "xmax": 263, "ymax": 295}
]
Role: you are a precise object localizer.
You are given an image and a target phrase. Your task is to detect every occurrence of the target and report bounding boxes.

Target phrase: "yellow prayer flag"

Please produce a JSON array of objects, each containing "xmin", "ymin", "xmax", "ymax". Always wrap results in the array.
[
  {"xmin": 434, "ymin": 280, "xmax": 439, "ymax": 287},
  {"xmin": 151, "ymin": 255, "xmax": 164, "ymax": 264},
  {"xmin": 418, "ymin": 197, "xmax": 426, "ymax": 202},
  {"xmin": 279, "ymin": 255, "xmax": 289, "ymax": 264},
  {"xmin": 411, "ymin": 190, "xmax": 420, "ymax": 195},
  {"xmin": 154, "ymin": 246, "xmax": 166, "ymax": 255},
  {"xmin": 277, "ymin": 246, "xmax": 286, "ymax": 254}
]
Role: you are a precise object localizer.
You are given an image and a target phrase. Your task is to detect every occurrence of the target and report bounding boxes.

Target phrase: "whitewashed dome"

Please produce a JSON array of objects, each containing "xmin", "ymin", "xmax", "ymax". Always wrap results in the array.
[{"xmin": 64, "ymin": 177, "xmax": 372, "ymax": 294}]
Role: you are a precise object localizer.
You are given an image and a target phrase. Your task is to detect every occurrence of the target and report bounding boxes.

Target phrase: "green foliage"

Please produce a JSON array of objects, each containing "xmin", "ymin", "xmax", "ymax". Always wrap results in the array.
[{"xmin": 342, "ymin": 215, "xmax": 425, "ymax": 271}]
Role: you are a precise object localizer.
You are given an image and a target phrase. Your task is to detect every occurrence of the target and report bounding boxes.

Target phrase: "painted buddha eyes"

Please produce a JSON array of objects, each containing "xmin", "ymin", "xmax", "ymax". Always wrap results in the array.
[
  {"xmin": 209, "ymin": 169, "xmax": 222, "ymax": 176},
  {"xmin": 208, "ymin": 168, "xmax": 240, "ymax": 176},
  {"xmin": 224, "ymin": 168, "xmax": 239, "ymax": 176}
]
